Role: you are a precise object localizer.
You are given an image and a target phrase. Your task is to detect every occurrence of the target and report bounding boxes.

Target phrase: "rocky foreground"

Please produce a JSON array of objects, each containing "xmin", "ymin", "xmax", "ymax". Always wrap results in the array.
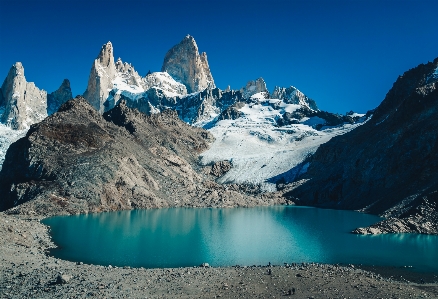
[{"xmin": 1, "ymin": 212, "xmax": 437, "ymax": 299}]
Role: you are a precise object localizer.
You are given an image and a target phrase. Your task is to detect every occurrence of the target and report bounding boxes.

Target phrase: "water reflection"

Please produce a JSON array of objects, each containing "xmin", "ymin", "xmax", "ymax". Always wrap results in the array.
[{"xmin": 43, "ymin": 206, "xmax": 438, "ymax": 272}]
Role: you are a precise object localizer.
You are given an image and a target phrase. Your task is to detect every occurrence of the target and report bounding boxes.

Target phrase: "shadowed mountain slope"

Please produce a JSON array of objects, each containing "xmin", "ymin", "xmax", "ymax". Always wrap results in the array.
[{"xmin": 286, "ymin": 58, "xmax": 438, "ymax": 234}]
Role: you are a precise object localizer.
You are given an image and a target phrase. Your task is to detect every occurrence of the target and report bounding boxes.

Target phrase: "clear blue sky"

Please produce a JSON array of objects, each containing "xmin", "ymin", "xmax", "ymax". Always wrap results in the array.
[{"xmin": 0, "ymin": 0, "xmax": 437, "ymax": 114}]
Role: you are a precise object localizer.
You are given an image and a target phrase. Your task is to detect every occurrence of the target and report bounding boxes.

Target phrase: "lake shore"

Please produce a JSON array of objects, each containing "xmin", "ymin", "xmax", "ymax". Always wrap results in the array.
[{"xmin": 1, "ymin": 212, "xmax": 437, "ymax": 299}]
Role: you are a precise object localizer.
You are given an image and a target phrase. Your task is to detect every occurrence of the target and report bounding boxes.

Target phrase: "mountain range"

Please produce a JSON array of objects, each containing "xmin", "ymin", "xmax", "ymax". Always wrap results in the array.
[{"xmin": 0, "ymin": 35, "xmax": 436, "ymax": 234}]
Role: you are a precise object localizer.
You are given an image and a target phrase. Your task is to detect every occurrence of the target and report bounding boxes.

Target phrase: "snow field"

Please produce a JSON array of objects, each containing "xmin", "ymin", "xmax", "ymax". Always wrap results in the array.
[{"xmin": 200, "ymin": 98, "xmax": 368, "ymax": 191}]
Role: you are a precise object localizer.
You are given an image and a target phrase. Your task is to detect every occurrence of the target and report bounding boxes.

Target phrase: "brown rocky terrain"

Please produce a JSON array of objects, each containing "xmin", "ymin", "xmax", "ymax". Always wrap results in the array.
[
  {"xmin": 0, "ymin": 96, "xmax": 286, "ymax": 217},
  {"xmin": 286, "ymin": 57, "xmax": 438, "ymax": 234}
]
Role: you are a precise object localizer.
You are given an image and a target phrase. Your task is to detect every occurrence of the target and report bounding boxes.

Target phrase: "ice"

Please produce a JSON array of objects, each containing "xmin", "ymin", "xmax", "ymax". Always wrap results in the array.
[
  {"xmin": 0, "ymin": 124, "xmax": 27, "ymax": 170},
  {"xmin": 112, "ymin": 75, "xmax": 144, "ymax": 94},
  {"xmin": 350, "ymin": 113, "xmax": 365, "ymax": 118},
  {"xmin": 200, "ymin": 100, "xmax": 368, "ymax": 191}
]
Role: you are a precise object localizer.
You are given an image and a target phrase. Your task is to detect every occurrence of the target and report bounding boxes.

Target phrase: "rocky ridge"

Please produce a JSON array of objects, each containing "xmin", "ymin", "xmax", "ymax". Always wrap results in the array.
[
  {"xmin": 286, "ymin": 57, "xmax": 438, "ymax": 234},
  {"xmin": 81, "ymin": 36, "xmax": 357, "ymax": 131},
  {"xmin": 0, "ymin": 96, "xmax": 286, "ymax": 216}
]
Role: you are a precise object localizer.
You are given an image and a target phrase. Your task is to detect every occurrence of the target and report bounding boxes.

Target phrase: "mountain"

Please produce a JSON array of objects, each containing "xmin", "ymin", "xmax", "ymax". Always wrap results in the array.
[
  {"xmin": 83, "ymin": 41, "xmax": 117, "ymax": 113},
  {"xmin": 0, "ymin": 62, "xmax": 47, "ymax": 130},
  {"xmin": 0, "ymin": 63, "xmax": 73, "ymax": 170},
  {"xmin": 0, "ymin": 97, "xmax": 286, "ymax": 215},
  {"xmin": 161, "ymin": 34, "xmax": 215, "ymax": 93},
  {"xmin": 78, "ymin": 36, "xmax": 366, "ymax": 191},
  {"xmin": 285, "ymin": 57, "xmax": 438, "ymax": 234},
  {"xmin": 0, "ymin": 63, "xmax": 72, "ymax": 129},
  {"xmin": 47, "ymin": 79, "xmax": 73, "ymax": 115},
  {"xmin": 82, "ymin": 37, "xmax": 324, "ymax": 126},
  {"xmin": 0, "ymin": 36, "xmax": 366, "ymax": 193}
]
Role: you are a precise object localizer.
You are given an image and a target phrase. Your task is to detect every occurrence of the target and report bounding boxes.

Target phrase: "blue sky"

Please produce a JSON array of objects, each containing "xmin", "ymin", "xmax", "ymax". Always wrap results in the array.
[{"xmin": 0, "ymin": 0, "xmax": 437, "ymax": 114}]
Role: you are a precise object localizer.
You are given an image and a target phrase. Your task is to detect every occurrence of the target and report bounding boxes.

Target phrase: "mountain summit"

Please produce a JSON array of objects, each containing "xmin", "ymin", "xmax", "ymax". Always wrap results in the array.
[
  {"xmin": 0, "ymin": 62, "xmax": 47, "ymax": 129},
  {"xmin": 161, "ymin": 35, "xmax": 215, "ymax": 93},
  {"xmin": 83, "ymin": 41, "xmax": 117, "ymax": 113}
]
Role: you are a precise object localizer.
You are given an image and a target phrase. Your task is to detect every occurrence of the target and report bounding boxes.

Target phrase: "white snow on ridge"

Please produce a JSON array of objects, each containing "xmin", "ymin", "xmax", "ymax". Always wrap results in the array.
[
  {"xmin": 200, "ymin": 99, "xmax": 367, "ymax": 191},
  {"xmin": 109, "ymin": 71, "xmax": 187, "ymax": 103},
  {"xmin": 0, "ymin": 124, "xmax": 27, "ymax": 171},
  {"xmin": 350, "ymin": 113, "xmax": 365, "ymax": 118}
]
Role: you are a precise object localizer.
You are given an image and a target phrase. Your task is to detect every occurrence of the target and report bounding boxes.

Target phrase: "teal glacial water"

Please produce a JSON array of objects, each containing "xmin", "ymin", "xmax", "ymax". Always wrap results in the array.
[{"xmin": 42, "ymin": 206, "xmax": 438, "ymax": 272}]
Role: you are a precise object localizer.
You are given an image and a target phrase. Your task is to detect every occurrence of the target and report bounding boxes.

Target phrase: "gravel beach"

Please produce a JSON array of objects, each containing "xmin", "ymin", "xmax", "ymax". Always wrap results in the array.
[{"xmin": 1, "ymin": 212, "xmax": 437, "ymax": 299}]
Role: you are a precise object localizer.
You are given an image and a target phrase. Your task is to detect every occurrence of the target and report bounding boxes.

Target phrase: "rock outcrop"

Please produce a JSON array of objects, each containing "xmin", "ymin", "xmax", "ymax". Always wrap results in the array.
[
  {"xmin": 353, "ymin": 191, "xmax": 438, "ymax": 234},
  {"xmin": 286, "ymin": 57, "xmax": 438, "ymax": 234},
  {"xmin": 47, "ymin": 79, "xmax": 73, "ymax": 115},
  {"xmin": 83, "ymin": 42, "xmax": 117, "ymax": 113},
  {"xmin": 272, "ymin": 86, "xmax": 318, "ymax": 110},
  {"xmin": 210, "ymin": 160, "xmax": 232, "ymax": 177},
  {"xmin": 0, "ymin": 96, "xmax": 286, "ymax": 215},
  {"xmin": 0, "ymin": 62, "xmax": 47, "ymax": 129},
  {"xmin": 240, "ymin": 77, "xmax": 268, "ymax": 99},
  {"xmin": 161, "ymin": 35, "xmax": 215, "ymax": 93}
]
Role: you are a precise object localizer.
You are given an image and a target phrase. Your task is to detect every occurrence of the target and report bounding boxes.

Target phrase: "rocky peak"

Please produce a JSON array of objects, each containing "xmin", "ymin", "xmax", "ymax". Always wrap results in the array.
[
  {"xmin": 240, "ymin": 77, "xmax": 268, "ymax": 99},
  {"xmin": 271, "ymin": 86, "xmax": 318, "ymax": 110},
  {"xmin": 161, "ymin": 35, "xmax": 215, "ymax": 93},
  {"xmin": 97, "ymin": 41, "xmax": 115, "ymax": 70},
  {"xmin": 115, "ymin": 57, "xmax": 135, "ymax": 74},
  {"xmin": 0, "ymin": 62, "xmax": 47, "ymax": 129},
  {"xmin": 83, "ymin": 41, "xmax": 117, "ymax": 113},
  {"xmin": 47, "ymin": 79, "xmax": 73, "ymax": 115}
]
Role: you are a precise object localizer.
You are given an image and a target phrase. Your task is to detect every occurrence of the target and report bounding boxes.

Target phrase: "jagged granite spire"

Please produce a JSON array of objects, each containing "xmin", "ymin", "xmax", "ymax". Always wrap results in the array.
[
  {"xmin": 161, "ymin": 35, "xmax": 215, "ymax": 93},
  {"xmin": 83, "ymin": 41, "xmax": 116, "ymax": 113},
  {"xmin": 47, "ymin": 79, "xmax": 73, "ymax": 114},
  {"xmin": 0, "ymin": 62, "xmax": 47, "ymax": 129}
]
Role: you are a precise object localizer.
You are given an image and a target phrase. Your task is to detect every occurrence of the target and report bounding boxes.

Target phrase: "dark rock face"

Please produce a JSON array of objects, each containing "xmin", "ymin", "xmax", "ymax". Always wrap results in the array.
[
  {"xmin": 217, "ymin": 102, "xmax": 245, "ymax": 121},
  {"xmin": 47, "ymin": 79, "xmax": 73, "ymax": 115},
  {"xmin": 0, "ymin": 87, "xmax": 3, "ymax": 108},
  {"xmin": 286, "ymin": 57, "xmax": 438, "ymax": 234},
  {"xmin": 211, "ymin": 160, "xmax": 232, "ymax": 177},
  {"xmin": 353, "ymin": 191, "xmax": 438, "ymax": 234},
  {"xmin": 118, "ymin": 87, "xmax": 244, "ymax": 126}
]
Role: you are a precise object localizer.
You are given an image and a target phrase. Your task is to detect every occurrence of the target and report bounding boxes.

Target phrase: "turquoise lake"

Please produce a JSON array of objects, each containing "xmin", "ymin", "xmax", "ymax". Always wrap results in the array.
[{"xmin": 42, "ymin": 206, "xmax": 438, "ymax": 272}]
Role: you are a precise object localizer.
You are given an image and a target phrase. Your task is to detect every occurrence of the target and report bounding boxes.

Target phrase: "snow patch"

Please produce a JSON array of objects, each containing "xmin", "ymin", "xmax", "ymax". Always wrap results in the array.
[{"xmin": 0, "ymin": 124, "xmax": 27, "ymax": 170}]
